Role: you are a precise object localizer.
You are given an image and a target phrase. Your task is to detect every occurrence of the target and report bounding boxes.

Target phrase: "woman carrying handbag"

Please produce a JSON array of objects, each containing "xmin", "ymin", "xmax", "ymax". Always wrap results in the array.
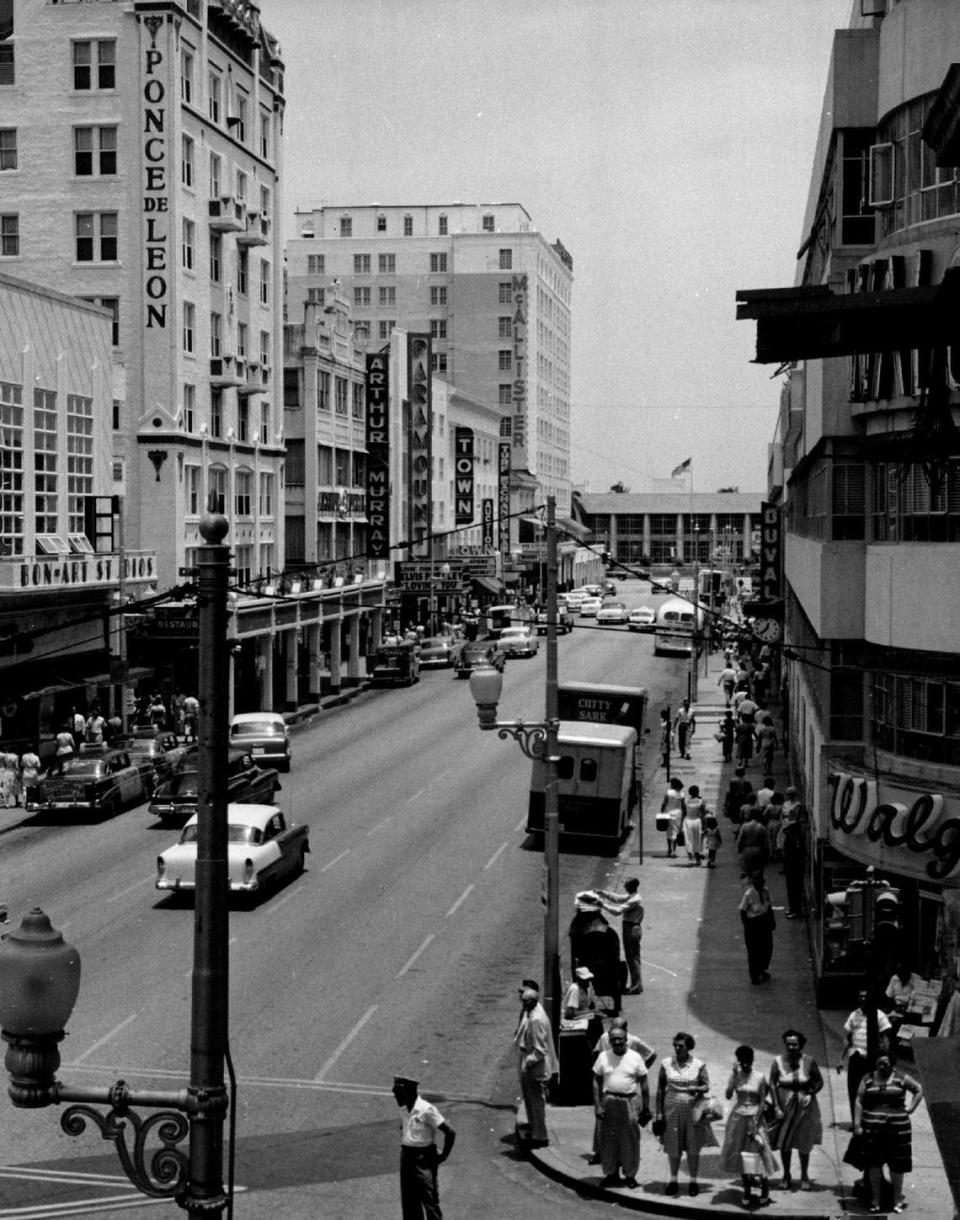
[{"xmin": 719, "ymin": 1045, "xmax": 777, "ymax": 1208}]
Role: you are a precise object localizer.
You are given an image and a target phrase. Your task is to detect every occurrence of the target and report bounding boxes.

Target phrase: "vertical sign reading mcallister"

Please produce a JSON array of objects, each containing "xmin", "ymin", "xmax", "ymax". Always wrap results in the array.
[
  {"xmin": 407, "ymin": 334, "xmax": 432, "ymax": 550},
  {"xmin": 366, "ymin": 353, "xmax": 390, "ymax": 559},
  {"xmin": 141, "ymin": 16, "xmax": 169, "ymax": 330}
]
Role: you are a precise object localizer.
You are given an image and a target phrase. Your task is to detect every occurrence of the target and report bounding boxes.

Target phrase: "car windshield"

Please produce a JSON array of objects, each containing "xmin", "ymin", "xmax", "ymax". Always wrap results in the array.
[
  {"xmin": 180, "ymin": 823, "xmax": 263, "ymax": 845},
  {"xmin": 58, "ymin": 760, "xmax": 105, "ymax": 778},
  {"xmin": 166, "ymin": 772, "xmax": 199, "ymax": 796},
  {"xmin": 231, "ymin": 721, "xmax": 284, "ymax": 738},
  {"xmin": 463, "ymin": 645, "xmax": 488, "ymax": 658}
]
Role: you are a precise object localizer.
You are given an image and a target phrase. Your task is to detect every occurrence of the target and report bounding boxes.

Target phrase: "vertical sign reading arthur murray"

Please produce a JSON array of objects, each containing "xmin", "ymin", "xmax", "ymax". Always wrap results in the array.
[
  {"xmin": 141, "ymin": 16, "xmax": 169, "ymax": 329},
  {"xmin": 407, "ymin": 334, "xmax": 432, "ymax": 550},
  {"xmin": 366, "ymin": 352, "xmax": 390, "ymax": 559}
]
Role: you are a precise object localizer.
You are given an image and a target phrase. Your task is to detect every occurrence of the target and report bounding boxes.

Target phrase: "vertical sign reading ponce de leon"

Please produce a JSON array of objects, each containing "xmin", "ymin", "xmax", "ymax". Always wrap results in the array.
[
  {"xmin": 141, "ymin": 17, "xmax": 169, "ymax": 330},
  {"xmin": 366, "ymin": 352, "xmax": 390, "ymax": 559},
  {"xmin": 407, "ymin": 334, "xmax": 432, "ymax": 553}
]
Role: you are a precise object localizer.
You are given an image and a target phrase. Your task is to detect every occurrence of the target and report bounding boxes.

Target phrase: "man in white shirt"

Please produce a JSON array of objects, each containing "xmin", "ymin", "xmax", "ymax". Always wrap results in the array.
[
  {"xmin": 592, "ymin": 1027, "xmax": 650, "ymax": 1188},
  {"xmin": 514, "ymin": 987, "xmax": 558, "ymax": 1147},
  {"xmin": 839, "ymin": 988, "xmax": 892, "ymax": 1118},
  {"xmin": 392, "ymin": 1074, "xmax": 456, "ymax": 1220},
  {"xmin": 597, "ymin": 879, "xmax": 645, "ymax": 994}
]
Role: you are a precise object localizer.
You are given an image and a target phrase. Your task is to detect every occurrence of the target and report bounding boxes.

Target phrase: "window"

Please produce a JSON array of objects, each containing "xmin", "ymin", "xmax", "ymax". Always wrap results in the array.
[
  {"xmin": 208, "ymin": 72, "xmax": 221, "ymax": 124},
  {"xmin": 354, "ymin": 253, "xmax": 371, "ymax": 273},
  {"xmin": 181, "ymin": 134, "xmax": 194, "ymax": 187},
  {"xmin": 260, "ymin": 331, "xmax": 270, "ymax": 367},
  {"xmin": 499, "ymin": 282, "xmax": 511, "ymax": 304},
  {"xmin": 183, "ymin": 302, "xmax": 195, "ymax": 353},
  {"xmin": 0, "ymin": 214, "xmax": 17, "ymax": 256},
  {"xmin": 379, "ymin": 286, "xmax": 395, "ymax": 306},
  {"xmin": 498, "ymin": 350, "xmax": 511, "ymax": 371},
  {"xmin": 498, "ymin": 316, "xmax": 511, "ymax": 338},
  {"xmin": 259, "ymin": 109, "xmax": 270, "ymax": 159},
  {"xmin": 209, "ymin": 232, "xmax": 221, "ymax": 281},
  {"xmin": 378, "ymin": 253, "xmax": 395, "ymax": 273},
  {"xmin": 430, "ymin": 286, "xmax": 447, "ymax": 306},
  {"xmin": 318, "ymin": 444, "xmax": 333, "ymax": 483},
  {"xmin": 210, "ymin": 391, "xmax": 222, "ymax": 439},
  {"xmin": 76, "ymin": 211, "xmax": 117, "ymax": 261},
  {"xmin": 498, "ymin": 385, "xmax": 512, "ymax": 406},
  {"xmin": 307, "ymin": 287, "xmax": 324, "ymax": 304},
  {"xmin": 237, "ymin": 322, "xmax": 247, "ymax": 359},
  {"xmin": 182, "ymin": 218, "xmax": 195, "ymax": 271},
  {"xmin": 66, "ymin": 394, "xmax": 93, "ymax": 535},
  {"xmin": 335, "ymin": 377, "xmax": 348, "ymax": 416},
  {"xmin": 438, "ymin": 214, "xmax": 448, "ymax": 235},
  {"xmin": 431, "ymin": 352, "xmax": 448, "ymax": 373},
  {"xmin": 232, "ymin": 92, "xmax": 248, "ymax": 143},
  {"xmin": 74, "ymin": 126, "xmax": 116, "ymax": 176},
  {"xmin": 378, "ymin": 320, "xmax": 395, "ymax": 340},
  {"xmin": 181, "ymin": 48, "xmax": 193, "ymax": 103},
  {"xmin": 0, "ymin": 5, "xmax": 13, "ymax": 88},
  {"xmin": 237, "ymin": 248, "xmax": 248, "ymax": 296},
  {"xmin": 235, "ymin": 169, "xmax": 247, "ymax": 201},
  {"xmin": 0, "ymin": 128, "xmax": 15, "ymax": 170},
  {"xmin": 340, "ymin": 215, "xmax": 352, "ymax": 237},
  {"xmin": 354, "ymin": 287, "xmax": 371, "ymax": 307},
  {"xmin": 185, "ymin": 465, "xmax": 200, "ymax": 514},
  {"xmin": 377, "ymin": 214, "xmax": 387, "ymax": 232},
  {"xmin": 430, "ymin": 252, "xmax": 447, "ymax": 272},
  {"xmin": 238, "ymin": 397, "xmax": 249, "ymax": 442},
  {"xmin": 184, "ymin": 383, "xmax": 196, "ymax": 432},
  {"xmin": 259, "ymin": 471, "xmax": 274, "ymax": 515},
  {"xmin": 403, "ymin": 214, "xmax": 413, "ymax": 236},
  {"xmin": 209, "ymin": 151, "xmax": 221, "ymax": 198},
  {"xmin": 499, "ymin": 248, "xmax": 512, "ymax": 270},
  {"xmin": 82, "ymin": 295, "xmax": 119, "ymax": 346},
  {"xmin": 260, "ymin": 258, "xmax": 270, "ymax": 305},
  {"xmin": 210, "ymin": 311, "xmax": 222, "ymax": 357},
  {"xmin": 260, "ymin": 403, "xmax": 270, "ymax": 444},
  {"xmin": 307, "ymin": 254, "xmax": 324, "ymax": 274},
  {"xmin": 0, "ymin": 381, "xmax": 23, "ymax": 556},
  {"xmin": 208, "ymin": 464, "xmax": 226, "ymax": 512},
  {"xmin": 260, "ymin": 184, "xmax": 270, "ymax": 217},
  {"xmin": 482, "ymin": 213, "xmax": 495, "ymax": 232},
  {"xmin": 34, "ymin": 389, "xmax": 57, "ymax": 534},
  {"xmin": 430, "ymin": 319, "xmax": 447, "ymax": 339},
  {"xmin": 74, "ymin": 40, "xmax": 115, "ymax": 91},
  {"xmin": 318, "ymin": 371, "xmax": 330, "ymax": 411},
  {"xmin": 352, "ymin": 383, "xmax": 364, "ymax": 420}
]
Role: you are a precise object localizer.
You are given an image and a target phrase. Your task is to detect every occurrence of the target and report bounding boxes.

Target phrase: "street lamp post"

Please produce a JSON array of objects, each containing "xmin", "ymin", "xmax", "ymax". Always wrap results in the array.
[
  {"xmin": 0, "ymin": 509, "xmax": 232, "ymax": 1218},
  {"xmin": 468, "ymin": 496, "xmax": 561, "ymax": 1036}
]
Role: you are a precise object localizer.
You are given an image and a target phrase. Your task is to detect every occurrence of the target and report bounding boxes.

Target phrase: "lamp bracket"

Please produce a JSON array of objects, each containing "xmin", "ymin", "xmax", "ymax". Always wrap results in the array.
[{"xmin": 492, "ymin": 719, "xmax": 553, "ymax": 761}]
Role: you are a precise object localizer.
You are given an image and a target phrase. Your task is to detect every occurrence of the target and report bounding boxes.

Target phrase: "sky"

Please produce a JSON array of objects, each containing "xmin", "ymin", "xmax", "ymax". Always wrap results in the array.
[{"xmin": 260, "ymin": 0, "xmax": 855, "ymax": 495}]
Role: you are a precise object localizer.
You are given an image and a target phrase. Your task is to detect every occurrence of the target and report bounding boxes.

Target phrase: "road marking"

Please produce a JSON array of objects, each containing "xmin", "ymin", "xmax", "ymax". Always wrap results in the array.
[
  {"xmin": 513, "ymin": 814, "xmax": 527, "ymax": 834},
  {"xmin": 105, "ymin": 876, "xmax": 155, "ymax": 904},
  {"xmin": 396, "ymin": 933, "xmax": 435, "ymax": 977},
  {"xmin": 445, "ymin": 884, "xmax": 474, "ymax": 917},
  {"xmin": 269, "ymin": 886, "xmax": 303, "ymax": 914},
  {"xmin": 483, "ymin": 841, "xmax": 508, "ymax": 870},
  {"xmin": 319, "ymin": 849, "xmax": 350, "ymax": 872},
  {"xmin": 73, "ymin": 1013, "xmax": 138, "ymax": 1064},
  {"xmin": 407, "ymin": 787, "xmax": 425, "ymax": 803},
  {"xmin": 314, "ymin": 1004, "xmax": 378, "ymax": 1082},
  {"xmin": 366, "ymin": 816, "xmax": 392, "ymax": 835},
  {"xmin": 642, "ymin": 957, "xmax": 678, "ymax": 978}
]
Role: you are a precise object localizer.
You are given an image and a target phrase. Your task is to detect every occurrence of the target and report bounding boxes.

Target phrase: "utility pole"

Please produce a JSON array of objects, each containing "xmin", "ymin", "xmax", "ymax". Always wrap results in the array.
[{"xmin": 543, "ymin": 496, "xmax": 561, "ymax": 1038}]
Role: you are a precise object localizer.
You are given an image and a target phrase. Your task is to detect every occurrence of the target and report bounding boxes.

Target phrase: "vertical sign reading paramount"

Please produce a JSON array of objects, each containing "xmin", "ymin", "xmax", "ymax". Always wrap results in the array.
[
  {"xmin": 454, "ymin": 428, "xmax": 474, "ymax": 525},
  {"xmin": 366, "ymin": 352, "xmax": 390, "ymax": 559},
  {"xmin": 759, "ymin": 501, "xmax": 782, "ymax": 602},
  {"xmin": 407, "ymin": 334, "xmax": 432, "ymax": 553},
  {"xmin": 498, "ymin": 442, "xmax": 511, "ymax": 556}
]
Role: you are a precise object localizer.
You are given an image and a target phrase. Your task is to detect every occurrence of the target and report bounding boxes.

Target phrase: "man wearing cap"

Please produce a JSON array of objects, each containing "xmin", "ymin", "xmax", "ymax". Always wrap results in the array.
[
  {"xmin": 392, "ymin": 1074, "xmax": 456, "ymax": 1220},
  {"xmin": 514, "ymin": 986, "xmax": 557, "ymax": 1147},
  {"xmin": 597, "ymin": 878, "xmax": 644, "ymax": 994}
]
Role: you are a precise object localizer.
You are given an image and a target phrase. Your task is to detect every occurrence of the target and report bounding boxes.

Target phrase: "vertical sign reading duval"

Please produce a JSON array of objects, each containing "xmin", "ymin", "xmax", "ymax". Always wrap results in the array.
[
  {"xmin": 365, "ymin": 352, "xmax": 390, "ymax": 559},
  {"xmin": 141, "ymin": 17, "xmax": 169, "ymax": 329},
  {"xmin": 511, "ymin": 274, "xmax": 529, "ymax": 455},
  {"xmin": 759, "ymin": 501, "xmax": 782, "ymax": 602},
  {"xmin": 407, "ymin": 334, "xmax": 432, "ymax": 552},
  {"xmin": 498, "ymin": 441, "xmax": 511, "ymax": 556},
  {"xmin": 454, "ymin": 427, "xmax": 474, "ymax": 525}
]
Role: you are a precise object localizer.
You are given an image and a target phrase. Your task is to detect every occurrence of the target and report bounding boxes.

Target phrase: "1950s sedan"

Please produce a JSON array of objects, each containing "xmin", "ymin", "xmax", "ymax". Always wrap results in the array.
[
  {"xmin": 156, "ymin": 803, "xmax": 309, "ymax": 897},
  {"xmin": 26, "ymin": 744, "xmax": 150, "ymax": 817}
]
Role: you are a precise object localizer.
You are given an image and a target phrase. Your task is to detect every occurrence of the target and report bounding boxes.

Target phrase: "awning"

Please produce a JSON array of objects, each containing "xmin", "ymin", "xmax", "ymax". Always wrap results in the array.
[
  {"xmin": 1, "ymin": 651, "xmax": 150, "ymax": 701},
  {"xmin": 471, "ymin": 575, "xmax": 503, "ymax": 595}
]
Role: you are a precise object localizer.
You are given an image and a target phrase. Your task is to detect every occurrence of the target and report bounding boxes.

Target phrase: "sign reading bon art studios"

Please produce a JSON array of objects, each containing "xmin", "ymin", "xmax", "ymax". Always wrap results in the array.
[{"xmin": 366, "ymin": 352, "xmax": 390, "ymax": 559}]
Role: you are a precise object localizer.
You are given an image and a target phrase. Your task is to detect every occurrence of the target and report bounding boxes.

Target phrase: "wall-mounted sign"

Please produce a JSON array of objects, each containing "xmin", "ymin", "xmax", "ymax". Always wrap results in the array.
[
  {"xmin": 17, "ymin": 553, "xmax": 156, "ymax": 591},
  {"xmin": 141, "ymin": 16, "xmax": 169, "ymax": 330},
  {"xmin": 365, "ymin": 352, "xmax": 390, "ymax": 558},
  {"xmin": 481, "ymin": 498, "xmax": 494, "ymax": 551},
  {"xmin": 407, "ymin": 334, "xmax": 432, "ymax": 553},
  {"xmin": 759, "ymin": 501, "xmax": 782, "ymax": 602},
  {"xmin": 497, "ymin": 443, "xmax": 511, "ymax": 556},
  {"xmin": 454, "ymin": 427, "xmax": 474, "ymax": 525},
  {"xmin": 511, "ymin": 274, "xmax": 528, "ymax": 455},
  {"xmin": 319, "ymin": 490, "xmax": 365, "ymax": 516}
]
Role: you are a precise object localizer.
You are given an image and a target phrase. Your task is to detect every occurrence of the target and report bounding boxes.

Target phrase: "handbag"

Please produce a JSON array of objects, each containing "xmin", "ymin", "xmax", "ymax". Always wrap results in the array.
[
  {"xmin": 676, "ymin": 828, "xmax": 686, "ymax": 848},
  {"xmin": 762, "ymin": 1101, "xmax": 783, "ymax": 1148},
  {"xmin": 651, "ymin": 1116, "xmax": 665, "ymax": 1139},
  {"xmin": 656, "ymin": 813, "xmax": 670, "ymax": 832},
  {"xmin": 843, "ymin": 1131, "xmax": 869, "ymax": 1170},
  {"xmin": 691, "ymin": 1094, "xmax": 722, "ymax": 1124}
]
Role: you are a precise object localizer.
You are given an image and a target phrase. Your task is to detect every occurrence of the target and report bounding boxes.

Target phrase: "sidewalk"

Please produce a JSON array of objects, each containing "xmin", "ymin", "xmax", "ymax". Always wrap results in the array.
[{"xmin": 528, "ymin": 647, "xmax": 956, "ymax": 1218}]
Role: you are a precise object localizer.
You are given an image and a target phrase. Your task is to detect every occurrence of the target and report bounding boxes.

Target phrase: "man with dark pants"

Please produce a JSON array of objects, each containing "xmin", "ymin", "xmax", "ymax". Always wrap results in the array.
[
  {"xmin": 515, "ymin": 987, "xmax": 558, "ymax": 1146},
  {"xmin": 597, "ymin": 879, "xmax": 644, "ymax": 994},
  {"xmin": 392, "ymin": 1074, "xmax": 456, "ymax": 1220}
]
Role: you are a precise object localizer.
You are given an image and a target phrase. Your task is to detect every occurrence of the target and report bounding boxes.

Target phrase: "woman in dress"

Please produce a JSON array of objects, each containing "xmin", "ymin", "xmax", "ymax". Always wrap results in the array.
[
  {"xmin": 768, "ymin": 1028, "xmax": 823, "ymax": 1190},
  {"xmin": 854, "ymin": 1048, "xmax": 923, "ymax": 1214},
  {"xmin": 739, "ymin": 870, "xmax": 774, "ymax": 984},
  {"xmin": 0, "ymin": 753, "xmax": 19, "ymax": 808},
  {"xmin": 660, "ymin": 776, "xmax": 685, "ymax": 859},
  {"xmin": 682, "ymin": 784, "xmax": 706, "ymax": 866},
  {"xmin": 720, "ymin": 1045, "xmax": 776, "ymax": 1208},
  {"xmin": 655, "ymin": 1031, "xmax": 715, "ymax": 1197}
]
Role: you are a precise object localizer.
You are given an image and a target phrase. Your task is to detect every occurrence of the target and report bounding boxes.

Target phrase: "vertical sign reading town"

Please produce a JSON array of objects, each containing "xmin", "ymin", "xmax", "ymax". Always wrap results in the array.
[
  {"xmin": 759, "ymin": 501, "xmax": 782, "ymax": 602},
  {"xmin": 141, "ymin": 17, "xmax": 169, "ymax": 330},
  {"xmin": 454, "ymin": 427, "xmax": 474, "ymax": 525},
  {"xmin": 407, "ymin": 334, "xmax": 432, "ymax": 553},
  {"xmin": 511, "ymin": 274, "xmax": 529, "ymax": 456},
  {"xmin": 365, "ymin": 352, "xmax": 390, "ymax": 559},
  {"xmin": 498, "ymin": 441, "xmax": 511, "ymax": 556}
]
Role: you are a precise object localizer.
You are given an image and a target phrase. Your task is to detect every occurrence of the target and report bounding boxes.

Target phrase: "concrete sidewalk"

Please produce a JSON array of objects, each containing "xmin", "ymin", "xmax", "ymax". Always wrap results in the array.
[{"xmin": 528, "ymin": 647, "xmax": 957, "ymax": 1218}]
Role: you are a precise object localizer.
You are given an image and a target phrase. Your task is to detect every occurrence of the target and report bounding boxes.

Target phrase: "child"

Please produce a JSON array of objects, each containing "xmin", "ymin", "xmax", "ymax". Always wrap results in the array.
[{"xmin": 702, "ymin": 814, "xmax": 722, "ymax": 868}]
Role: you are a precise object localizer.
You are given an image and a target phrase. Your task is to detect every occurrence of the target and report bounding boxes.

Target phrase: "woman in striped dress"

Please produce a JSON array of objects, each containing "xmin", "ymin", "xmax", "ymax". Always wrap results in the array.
[
  {"xmin": 853, "ymin": 1049, "xmax": 923, "ymax": 1214},
  {"xmin": 655, "ymin": 1032, "xmax": 717, "ymax": 1197}
]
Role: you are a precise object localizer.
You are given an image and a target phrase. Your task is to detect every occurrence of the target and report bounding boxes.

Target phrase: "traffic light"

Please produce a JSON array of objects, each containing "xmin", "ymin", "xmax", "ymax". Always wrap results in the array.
[{"xmin": 873, "ymin": 885, "xmax": 901, "ymax": 945}]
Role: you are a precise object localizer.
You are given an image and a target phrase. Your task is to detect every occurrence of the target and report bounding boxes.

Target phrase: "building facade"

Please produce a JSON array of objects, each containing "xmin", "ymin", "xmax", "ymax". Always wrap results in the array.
[
  {"xmin": 741, "ymin": 0, "xmax": 960, "ymax": 1007},
  {"xmin": 285, "ymin": 202, "xmax": 574, "ymax": 513}
]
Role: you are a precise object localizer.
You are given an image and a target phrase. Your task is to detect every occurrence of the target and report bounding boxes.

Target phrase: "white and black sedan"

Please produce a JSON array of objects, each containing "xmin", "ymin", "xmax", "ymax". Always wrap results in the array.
[
  {"xmin": 627, "ymin": 606, "xmax": 656, "ymax": 632},
  {"xmin": 596, "ymin": 601, "xmax": 629, "ymax": 625},
  {"xmin": 156, "ymin": 803, "xmax": 309, "ymax": 897},
  {"xmin": 494, "ymin": 625, "xmax": 540, "ymax": 658}
]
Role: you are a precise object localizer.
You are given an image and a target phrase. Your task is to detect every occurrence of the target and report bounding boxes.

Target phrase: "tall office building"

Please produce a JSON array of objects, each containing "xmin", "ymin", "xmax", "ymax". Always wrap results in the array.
[
  {"xmin": 1, "ymin": 0, "xmax": 286, "ymax": 591},
  {"xmin": 286, "ymin": 202, "xmax": 574, "ymax": 512}
]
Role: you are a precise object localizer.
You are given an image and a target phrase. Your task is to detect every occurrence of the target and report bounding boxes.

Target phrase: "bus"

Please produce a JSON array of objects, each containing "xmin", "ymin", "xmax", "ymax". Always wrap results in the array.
[{"xmin": 653, "ymin": 596, "xmax": 705, "ymax": 657}]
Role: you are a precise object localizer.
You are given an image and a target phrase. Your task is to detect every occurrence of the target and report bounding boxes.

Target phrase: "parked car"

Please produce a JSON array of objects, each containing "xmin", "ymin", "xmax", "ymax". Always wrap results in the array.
[
  {"xmin": 627, "ymin": 606, "xmax": 656, "ymax": 632},
  {"xmin": 156, "ymin": 802, "xmax": 309, "ymax": 897},
  {"xmin": 602, "ymin": 580, "xmax": 618, "ymax": 596},
  {"xmin": 418, "ymin": 636, "xmax": 456, "ymax": 668},
  {"xmin": 148, "ymin": 748, "xmax": 281, "ymax": 823},
  {"xmin": 25, "ymin": 744, "xmax": 151, "ymax": 817},
  {"xmin": 367, "ymin": 639, "xmax": 421, "ymax": 686},
  {"xmin": 494, "ymin": 625, "xmax": 540, "ymax": 657},
  {"xmin": 228, "ymin": 711, "xmax": 291, "ymax": 771},
  {"xmin": 596, "ymin": 601, "xmax": 629, "ymax": 625},
  {"xmin": 578, "ymin": 596, "xmax": 603, "ymax": 618},
  {"xmin": 454, "ymin": 640, "xmax": 506, "ymax": 679},
  {"xmin": 123, "ymin": 729, "xmax": 188, "ymax": 791},
  {"xmin": 535, "ymin": 608, "xmax": 574, "ymax": 635},
  {"xmin": 562, "ymin": 589, "xmax": 588, "ymax": 608},
  {"xmin": 583, "ymin": 584, "xmax": 605, "ymax": 597}
]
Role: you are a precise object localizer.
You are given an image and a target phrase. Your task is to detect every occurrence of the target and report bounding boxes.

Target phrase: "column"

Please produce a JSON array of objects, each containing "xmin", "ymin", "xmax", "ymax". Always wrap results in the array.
[
  {"xmin": 346, "ymin": 614, "xmax": 361, "ymax": 683},
  {"xmin": 328, "ymin": 615, "xmax": 343, "ymax": 693},
  {"xmin": 676, "ymin": 513, "xmax": 684, "ymax": 564},
  {"xmin": 643, "ymin": 514, "xmax": 651, "ymax": 564},
  {"xmin": 369, "ymin": 607, "xmax": 384, "ymax": 654},
  {"xmin": 307, "ymin": 623, "xmax": 322, "ymax": 699},
  {"xmin": 260, "ymin": 639, "xmax": 274, "ymax": 711},
  {"xmin": 285, "ymin": 629, "xmax": 298, "ymax": 708}
]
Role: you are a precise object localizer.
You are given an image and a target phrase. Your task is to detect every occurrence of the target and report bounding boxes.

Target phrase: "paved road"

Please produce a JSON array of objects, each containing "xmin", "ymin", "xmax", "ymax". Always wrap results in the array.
[{"xmin": 0, "ymin": 581, "xmax": 686, "ymax": 1218}]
